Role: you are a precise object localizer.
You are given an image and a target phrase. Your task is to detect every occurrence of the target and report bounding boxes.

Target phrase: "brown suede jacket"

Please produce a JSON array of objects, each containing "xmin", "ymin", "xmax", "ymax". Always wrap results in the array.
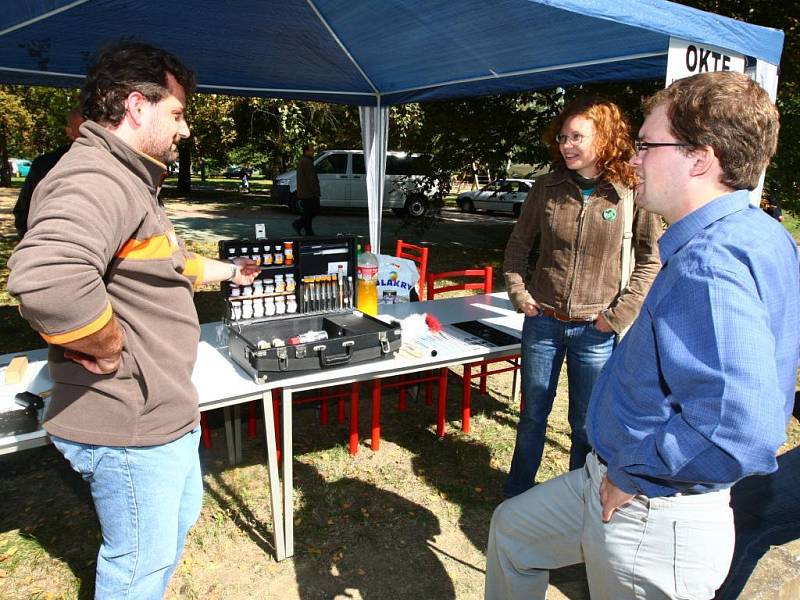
[{"xmin": 503, "ymin": 168, "xmax": 662, "ymax": 333}]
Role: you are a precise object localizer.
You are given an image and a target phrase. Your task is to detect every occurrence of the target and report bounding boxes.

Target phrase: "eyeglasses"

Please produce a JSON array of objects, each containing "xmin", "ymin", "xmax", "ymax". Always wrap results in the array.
[
  {"xmin": 634, "ymin": 141, "xmax": 690, "ymax": 154},
  {"xmin": 555, "ymin": 132, "xmax": 592, "ymax": 145}
]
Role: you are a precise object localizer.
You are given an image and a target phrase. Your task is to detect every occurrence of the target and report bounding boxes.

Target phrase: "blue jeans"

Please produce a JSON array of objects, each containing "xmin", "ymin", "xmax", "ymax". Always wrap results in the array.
[
  {"xmin": 52, "ymin": 427, "xmax": 203, "ymax": 600},
  {"xmin": 715, "ymin": 445, "xmax": 800, "ymax": 599},
  {"xmin": 504, "ymin": 314, "xmax": 614, "ymax": 498}
]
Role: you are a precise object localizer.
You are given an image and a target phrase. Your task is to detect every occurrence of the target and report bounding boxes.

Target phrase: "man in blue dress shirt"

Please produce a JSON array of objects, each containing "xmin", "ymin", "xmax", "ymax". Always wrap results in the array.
[{"xmin": 485, "ymin": 71, "xmax": 799, "ymax": 599}]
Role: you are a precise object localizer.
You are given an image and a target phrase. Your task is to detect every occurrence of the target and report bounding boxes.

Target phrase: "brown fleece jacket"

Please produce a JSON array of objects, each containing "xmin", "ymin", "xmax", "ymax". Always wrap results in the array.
[{"xmin": 8, "ymin": 121, "xmax": 206, "ymax": 446}]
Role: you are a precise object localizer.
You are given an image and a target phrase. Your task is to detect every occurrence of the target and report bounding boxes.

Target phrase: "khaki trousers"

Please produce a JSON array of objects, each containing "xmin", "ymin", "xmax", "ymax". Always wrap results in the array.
[{"xmin": 485, "ymin": 453, "xmax": 734, "ymax": 599}]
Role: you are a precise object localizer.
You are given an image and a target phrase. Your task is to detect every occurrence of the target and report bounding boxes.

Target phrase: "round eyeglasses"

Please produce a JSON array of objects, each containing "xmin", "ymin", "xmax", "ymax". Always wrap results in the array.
[{"xmin": 555, "ymin": 132, "xmax": 592, "ymax": 145}]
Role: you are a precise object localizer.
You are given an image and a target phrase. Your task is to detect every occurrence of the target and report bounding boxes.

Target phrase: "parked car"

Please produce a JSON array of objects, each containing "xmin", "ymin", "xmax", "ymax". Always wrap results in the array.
[
  {"xmin": 456, "ymin": 178, "xmax": 534, "ymax": 217},
  {"xmin": 271, "ymin": 150, "xmax": 435, "ymax": 217},
  {"xmin": 223, "ymin": 165, "xmax": 252, "ymax": 178}
]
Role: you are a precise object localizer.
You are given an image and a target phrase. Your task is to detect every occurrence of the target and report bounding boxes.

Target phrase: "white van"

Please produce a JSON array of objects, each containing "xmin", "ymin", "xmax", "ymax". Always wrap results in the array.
[{"xmin": 271, "ymin": 150, "xmax": 434, "ymax": 217}]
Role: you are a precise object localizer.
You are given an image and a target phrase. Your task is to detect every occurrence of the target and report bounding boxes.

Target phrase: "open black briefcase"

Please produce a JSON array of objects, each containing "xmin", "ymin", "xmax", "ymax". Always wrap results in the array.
[{"xmin": 220, "ymin": 235, "xmax": 401, "ymax": 383}]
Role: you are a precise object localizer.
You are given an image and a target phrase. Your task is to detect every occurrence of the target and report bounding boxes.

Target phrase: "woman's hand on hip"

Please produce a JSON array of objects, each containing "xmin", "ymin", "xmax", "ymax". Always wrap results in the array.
[
  {"xmin": 593, "ymin": 313, "xmax": 614, "ymax": 333},
  {"xmin": 521, "ymin": 299, "xmax": 540, "ymax": 317}
]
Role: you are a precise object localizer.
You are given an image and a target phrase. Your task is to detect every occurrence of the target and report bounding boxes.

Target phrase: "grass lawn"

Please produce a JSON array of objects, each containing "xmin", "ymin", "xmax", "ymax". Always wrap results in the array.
[{"xmin": 1, "ymin": 185, "xmax": 798, "ymax": 599}]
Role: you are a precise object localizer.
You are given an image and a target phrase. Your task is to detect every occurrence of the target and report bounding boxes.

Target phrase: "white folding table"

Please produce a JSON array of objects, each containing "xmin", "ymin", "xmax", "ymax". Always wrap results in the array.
[{"xmin": 0, "ymin": 292, "xmax": 522, "ymax": 561}]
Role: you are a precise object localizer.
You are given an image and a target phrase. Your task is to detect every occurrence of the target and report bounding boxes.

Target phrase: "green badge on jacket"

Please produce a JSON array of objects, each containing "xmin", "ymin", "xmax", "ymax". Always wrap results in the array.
[{"xmin": 602, "ymin": 208, "xmax": 617, "ymax": 221}]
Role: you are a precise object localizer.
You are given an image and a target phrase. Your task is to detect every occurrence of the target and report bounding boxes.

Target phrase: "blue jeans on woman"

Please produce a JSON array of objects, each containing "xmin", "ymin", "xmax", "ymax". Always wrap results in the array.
[
  {"xmin": 52, "ymin": 426, "xmax": 203, "ymax": 600},
  {"xmin": 504, "ymin": 314, "xmax": 615, "ymax": 498}
]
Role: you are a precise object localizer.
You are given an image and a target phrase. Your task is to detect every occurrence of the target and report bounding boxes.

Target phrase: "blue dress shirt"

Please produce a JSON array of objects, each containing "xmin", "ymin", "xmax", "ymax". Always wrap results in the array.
[{"xmin": 587, "ymin": 190, "xmax": 800, "ymax": 497}]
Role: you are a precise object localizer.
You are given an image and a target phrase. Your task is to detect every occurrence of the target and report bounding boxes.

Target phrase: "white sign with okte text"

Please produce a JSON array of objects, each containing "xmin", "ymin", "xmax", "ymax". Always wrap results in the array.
[{"xmin": 665, "ymin": 37, "xmax": 746, "ymax": 86}]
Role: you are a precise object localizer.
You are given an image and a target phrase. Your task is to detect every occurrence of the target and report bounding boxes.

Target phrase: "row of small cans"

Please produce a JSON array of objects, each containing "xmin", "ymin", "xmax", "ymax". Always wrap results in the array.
[{"xmin": 226, "ymin": 241, "xmax": 294, "ymax": 266}]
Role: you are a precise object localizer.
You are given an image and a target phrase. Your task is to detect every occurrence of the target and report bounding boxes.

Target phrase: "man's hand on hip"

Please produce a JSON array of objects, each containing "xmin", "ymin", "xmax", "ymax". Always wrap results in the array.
[
  {"xmin": 599, "ymin": 474, "xmax": 635, "ymax": 522},
  {"xmin": 64, "ymin": 349, "xmax": 121, "ymax": 374}
]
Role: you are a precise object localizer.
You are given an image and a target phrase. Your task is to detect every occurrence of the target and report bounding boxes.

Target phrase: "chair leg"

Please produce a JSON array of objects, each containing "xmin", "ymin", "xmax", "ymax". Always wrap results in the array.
[
  {"xmin": 462, "ymin": 363, "xmax": 472, "ymax": 434},
  {"xmin": 511, "ymin": 358, "xmax": 520, "ymax": 404},
  {"xmin": 320, "ymin": 395, "xmax": 330, "ymax": 425},
  {"xmin": 371, "ymin": 378, "xmax": 382, "ymax": 451},
  {"xmin": 338, "ymin": 388, "xmax": 346, "ymax": 424},
  {"xmin": 479, "ymin": 362, "xmax": 488, "ymax": 393},
  {"xmin": 247, "ymin": 400, "xmax": 258, "ymax": 438},
  {"xmin": 200, "ymin": 412, "xmax": 212, "ymax": 449},
  {"xmin": 349, "ymin": 382, "xmax": 360, "ymax": 455},
  {"xmin": 398, "ymin": 375, "xmax": 407, "ymax": 412},
  {"xmin": 436, "ymin": 367, "xmax": 448, "ymax": 437}
]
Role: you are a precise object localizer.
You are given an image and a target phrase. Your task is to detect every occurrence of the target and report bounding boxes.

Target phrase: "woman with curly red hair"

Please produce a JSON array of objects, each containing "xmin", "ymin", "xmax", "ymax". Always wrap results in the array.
[{"xmin": 502, "ymin": 97, "xmax": 662, "ymax": 498}]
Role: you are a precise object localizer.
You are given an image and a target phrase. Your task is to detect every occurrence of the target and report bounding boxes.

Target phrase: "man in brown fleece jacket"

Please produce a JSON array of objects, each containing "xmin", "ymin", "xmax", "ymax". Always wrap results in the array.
[{"xmin": 8, "ymin": 41, "xmax": 258, "ymax": 599}]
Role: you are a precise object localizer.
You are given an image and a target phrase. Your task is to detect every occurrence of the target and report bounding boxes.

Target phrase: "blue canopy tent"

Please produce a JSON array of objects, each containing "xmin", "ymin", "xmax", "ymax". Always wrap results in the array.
[{"xmin": 0, "ymin": 0, "xmax": 784, "ymax": 250}]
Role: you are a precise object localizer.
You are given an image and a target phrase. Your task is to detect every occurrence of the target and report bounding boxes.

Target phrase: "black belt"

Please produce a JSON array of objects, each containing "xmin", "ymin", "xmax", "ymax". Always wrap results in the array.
[
  {"xmin": 591, "ymin": 449, "xmax": 607, "ymax": 466},
  {"xmin": 541, "ymin": 307, "xmax": 592, "ymax": 323},
  {"xmin": 591, "ymin": 449, "xmax": 707, "ymax": 496}
]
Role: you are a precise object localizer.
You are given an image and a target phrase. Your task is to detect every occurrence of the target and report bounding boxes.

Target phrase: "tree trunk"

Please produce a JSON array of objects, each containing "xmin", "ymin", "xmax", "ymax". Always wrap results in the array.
[
  {"xmin": 177, "ymin": 142, "xmax": 191, "ymax": 193},
  {"xmin": 0, "ymin": 129, "xmax": 11, "ymax": 187}
]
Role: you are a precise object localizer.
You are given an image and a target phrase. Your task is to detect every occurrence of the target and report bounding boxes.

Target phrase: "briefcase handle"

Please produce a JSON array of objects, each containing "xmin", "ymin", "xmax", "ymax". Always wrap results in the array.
[{"xmin": 316, "ymin": 340, "xmax": 354, "ymax": 367}]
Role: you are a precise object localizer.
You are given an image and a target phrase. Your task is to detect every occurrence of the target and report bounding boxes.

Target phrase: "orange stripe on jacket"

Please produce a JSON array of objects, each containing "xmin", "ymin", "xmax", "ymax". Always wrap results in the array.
[
  {"xmin": 41, "ymin": 302, "xmax": 113, "ymax": 345},
  {"xmin": 183, "ymin": 254, "xmax": 205, "ymax": 288},
  {"xmin": 117, "ymin": 233, "xmax": 177, "ymax": 260}
]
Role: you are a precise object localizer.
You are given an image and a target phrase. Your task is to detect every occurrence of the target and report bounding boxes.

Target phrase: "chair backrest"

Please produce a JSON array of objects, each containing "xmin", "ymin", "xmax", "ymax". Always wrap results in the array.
[
  {"xmin": 426, "ymin": 266, "xmax": 493, "ymax": 300},
  {"xmin": 395, "ymin": 239, "xmax": 429, "ymax": 299}
]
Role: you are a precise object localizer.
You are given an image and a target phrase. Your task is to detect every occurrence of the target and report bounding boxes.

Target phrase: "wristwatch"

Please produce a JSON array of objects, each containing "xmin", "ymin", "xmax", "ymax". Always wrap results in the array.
[{"xmin": 227, "ymin": 263, "xmax": 238, "ymax": 282}]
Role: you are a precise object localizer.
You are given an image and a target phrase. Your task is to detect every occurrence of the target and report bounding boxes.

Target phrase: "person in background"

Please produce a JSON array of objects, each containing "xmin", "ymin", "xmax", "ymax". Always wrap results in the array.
[
  {"xmin": 502, "ymin": 96, "xmax": 662, "ymax": 498},
  {"xmin": 292, "ymin": 143, "xmax": 320, "ymax": 236},
  {"xmin": 7, "ymin": 41, "xmax": 258, "ymax": 599},
  {"xmin": 13, "ymin": 107, "xmax": 84, "ymax": 238},
  {"xmin": 761, "ymin": 194, "xmax": 784, "ymax": 222},
  {"xmin": 485, "ymin": 71, "xmax": 798, "ymax": 600}
]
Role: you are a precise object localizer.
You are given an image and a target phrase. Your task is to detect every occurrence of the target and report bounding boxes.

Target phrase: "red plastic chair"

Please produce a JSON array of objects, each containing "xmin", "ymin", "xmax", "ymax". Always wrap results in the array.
[
  {"xmin": 426, "ymin": 266, "xmax": 520, "ymax": 433},
  {"xmin": 395, "ymin": 239, "xmax": 429, "ymax": 300},
  {"xmin": 366, "ymin": 240, "xmax": 446, "ymax": 450},
  {"xmin": 425, "ymin": 266, "xmax": 493, "ymax": 300},
  {"xmin": 202, "ymin": 385, "xmax": 360, "ymax": 459}
]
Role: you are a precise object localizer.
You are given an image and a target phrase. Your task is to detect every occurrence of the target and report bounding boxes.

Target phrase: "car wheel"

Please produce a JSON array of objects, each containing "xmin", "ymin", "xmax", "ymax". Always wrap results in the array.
[
  {"xmin": 513, "ymin": 203, "xmax": 522, "ymax": 218},
  {"xmin": 461, "ymin": 198, "xmax": 475, "ymax": 213},
  {"xmin": 404, "ymin": 195, "xmax": 428, "ymax": 218}
]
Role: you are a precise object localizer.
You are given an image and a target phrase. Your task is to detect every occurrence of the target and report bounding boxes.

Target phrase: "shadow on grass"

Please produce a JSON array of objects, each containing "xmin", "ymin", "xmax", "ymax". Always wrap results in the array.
[
  {"xmin": 378, "ymin": 375, "xmax": 589, "ymax": 599},
  {"xmin": 0, "ymin": 304, "xmax": 46, "ymax": 354},
  {"xmin": 197, "ymin": 417, "xmax": 457, "ymax": 599},
  {"xmin": 0, "ymin": 445, "xmax": 97, "ymax": 600},
  {"xmin": 291, "ymin": 460, "xmax": 456, "ymax": 599}
]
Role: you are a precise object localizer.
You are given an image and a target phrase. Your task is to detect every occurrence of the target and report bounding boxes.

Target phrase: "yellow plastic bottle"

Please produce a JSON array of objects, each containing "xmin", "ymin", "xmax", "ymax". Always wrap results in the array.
[{"xmin": 356, "ymin": 243, "xmax": 379, "ymax": 316}]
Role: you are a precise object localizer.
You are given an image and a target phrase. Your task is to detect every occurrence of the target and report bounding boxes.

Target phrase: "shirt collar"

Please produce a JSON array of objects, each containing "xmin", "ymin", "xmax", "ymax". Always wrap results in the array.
[
  {"xmin": 658, "ymin": 189, "xmax": 751, "ymax": 264},
  {"xmin": 78, "ymin": 121, "xmax": 167, "ymax": 196},
  {"xmin": 546, "ymin": 166, "xmax": 625, "ymax": 200}
]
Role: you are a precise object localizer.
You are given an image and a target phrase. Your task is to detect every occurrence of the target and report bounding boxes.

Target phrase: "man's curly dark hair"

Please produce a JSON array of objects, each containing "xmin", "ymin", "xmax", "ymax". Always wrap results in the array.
[{"xmin": 80, "ymin": 41, "xmax": 196, "ymax": 127}]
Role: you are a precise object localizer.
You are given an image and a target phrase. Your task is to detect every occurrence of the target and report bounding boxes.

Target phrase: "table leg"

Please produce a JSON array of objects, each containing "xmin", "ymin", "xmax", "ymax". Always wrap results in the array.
[
  {"xmin": 371, "ymin": 378, "xmax": 382, "ymax": 451},
  {"xmin": 281, "ymin": 388, "xmax": 294, "ymax": 558},
  {"xmin": 234, "ymin": 403, "xmax": 243, "ymax": 463},
  {"xmin": 223, "ymin": 406, "xmax": 236, "ymax": 465},
  {"xmin": 349, "ymin": 381, "xmax": 360, "ymax": 455},
  {"xmin": 462, "ymin": 363, "xmax": 472, "ymax": 434},
  {"xmin": 261, "ymin": 392, "xmax": 286, "ymax": 561}
]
